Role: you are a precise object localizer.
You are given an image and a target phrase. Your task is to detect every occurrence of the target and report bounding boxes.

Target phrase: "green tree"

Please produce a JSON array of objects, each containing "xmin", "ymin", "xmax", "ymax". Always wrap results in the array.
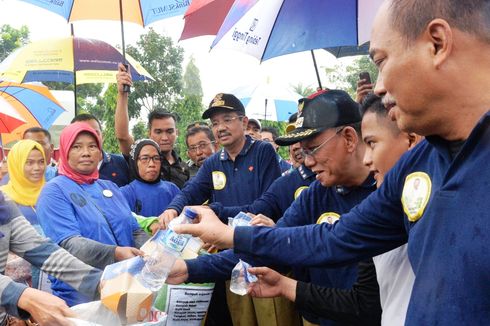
[
  {"xmin": 291, "ymin": 82, "xmax": 315, "ymax": 97},
  {"xmin": 126, "ymin": 28, "xmax": 185, "ymax": 119},
  {"xmin": 0, "ymin": 24, "xmax": 30, "ymax": 61},
  {"xmin": 174, "ymin": 58, "xmax": 206, "ymax": 160},
  {"xmin": 132, "ymin": 120, "xmax": 148, "ymax": 141},
  {"xmin": 325, "ymin": 56, "xmax": 378, "ymax": 98}
]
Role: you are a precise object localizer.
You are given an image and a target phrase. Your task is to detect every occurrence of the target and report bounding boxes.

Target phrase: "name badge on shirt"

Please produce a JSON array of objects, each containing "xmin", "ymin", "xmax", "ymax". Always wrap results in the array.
[
  {"xmin": 401, "ymin": 172, "xmax": 432, "ymax": 222},
  {"xmin": 294, "ymin": 186, "xmax": 309, "ymax": 199},
  {"xmin": 212, "ymin": 171, "xmax": 227, "ymax": 190},
  {"xmin": 317, "ymin": 212, "xmax": 340, "ymax": 225}
]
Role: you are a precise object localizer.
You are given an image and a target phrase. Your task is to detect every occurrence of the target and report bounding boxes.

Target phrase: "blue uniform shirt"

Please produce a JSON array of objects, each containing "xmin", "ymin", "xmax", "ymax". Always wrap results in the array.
[
  {"xmin": 167, "ymin": 136, "xmax": 281, "ymax": 214},
  {"xmin": 278, "ymin": 154, "xmax": 292, "ymax": 173},
  {"xmin": 210, "ymin": 164, "xmax": 315, "ymax": 221},
  {"xmin": 233, "ymin": 112, "xmax": 490, "ymax": 326},
  {"xmin": 37, "ymin": 175, "xmax": 140, "ymax": 306},
  {"xmin": 99, "ymin": 151, "xmax": 130, "ymax": 187},
  {"xmin": 120, "ymin": 179, "xmax": 181, "ymax": 216}
]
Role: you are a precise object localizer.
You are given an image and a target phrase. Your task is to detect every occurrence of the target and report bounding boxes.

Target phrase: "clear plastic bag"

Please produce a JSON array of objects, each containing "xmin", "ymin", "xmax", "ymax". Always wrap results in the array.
[
  {"xmin": 229, "ymin": 260, "xmax": 257, "ymax": 296},
  {"xmin": 228, "ymin": 212, "xmax": 253, "ymax": 228}
]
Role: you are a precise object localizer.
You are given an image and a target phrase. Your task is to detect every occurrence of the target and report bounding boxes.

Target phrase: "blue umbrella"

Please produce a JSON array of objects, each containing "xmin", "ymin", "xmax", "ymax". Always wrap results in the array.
[{"xmin": 211, "ymin": 0, "xmax": 383, "ymax": 87}]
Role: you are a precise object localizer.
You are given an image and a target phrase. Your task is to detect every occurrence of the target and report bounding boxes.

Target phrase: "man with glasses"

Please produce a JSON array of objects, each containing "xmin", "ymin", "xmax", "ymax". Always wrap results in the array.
[
  {"xmin": 185, "ymin": 124, "xmax": 219, "ymax": 178},
  {"xmin": 160, "ymin": 93, "xmax": 285, "ymax": 326},
  {"xmin": 165, "ymin": 90, "xmax": 380, "ymax": 326}
]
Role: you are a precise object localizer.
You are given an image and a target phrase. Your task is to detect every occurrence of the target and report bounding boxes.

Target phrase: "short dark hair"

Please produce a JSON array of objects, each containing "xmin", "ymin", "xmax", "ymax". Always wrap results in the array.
[
  {"xmin": 23, "ymin": 127, "xmax": 52, "ymax": 142},
  {"xmin": 147, "ymin": 109, "xmax": 177, "ymax": 130},
  {"xmin": 389, "ymin": 0, "xmax": 490, "ymax": 43},
  {"xmin": 360, "ymin": 93, "xmax": 400, "ymax": 135},
  {"xmin": 185, "ymin": 126, "xmax": 215, "ymax": 147},
  {"xmin": 261, "ymin": 126, "xmax": 279, "ymax": 140},
  {"xmin": 71, "ymin": 113, "xmax": 102, "ymax": 130}
]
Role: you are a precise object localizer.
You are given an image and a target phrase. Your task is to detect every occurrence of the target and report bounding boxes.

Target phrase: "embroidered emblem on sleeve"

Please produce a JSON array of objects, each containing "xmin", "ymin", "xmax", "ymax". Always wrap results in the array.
[{"xmin": 317, "ymin": 212, "xmax": 340, "ymax": 225}]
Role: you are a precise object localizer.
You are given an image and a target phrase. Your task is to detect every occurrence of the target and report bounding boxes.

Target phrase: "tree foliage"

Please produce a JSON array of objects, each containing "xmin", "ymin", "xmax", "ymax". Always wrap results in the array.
[
  {"xmin": 125, "ymin": 28, "xmax": 185, "ymax": 119},
  {"xmin": 0, "ymin": 24, "xmax": 30, "ymax": 62},
  {"xmin": 325, "ymin": 56, "xmax": 378, "ymax": 98},
  {"xmin": 291, "ymin": 82, "xmax": 315, "ymax": 98}
]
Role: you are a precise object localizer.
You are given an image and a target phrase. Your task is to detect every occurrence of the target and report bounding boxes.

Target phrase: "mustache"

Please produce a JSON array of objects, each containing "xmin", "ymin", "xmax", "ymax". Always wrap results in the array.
[{"xmin": 381, "ymin": 95, "xmax": 396, "ymax": 108}]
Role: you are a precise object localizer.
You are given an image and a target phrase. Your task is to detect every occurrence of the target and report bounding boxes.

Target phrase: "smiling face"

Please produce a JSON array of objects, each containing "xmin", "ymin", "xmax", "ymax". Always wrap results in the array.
[
  {"xmin": 23, "ymin": 131, "xmax": 53, "ymax": 165},
  {"xmin": 289, "ymin": 142, "xmax": 304, "ymax": 168},
  {"xmin": 370, "ymin": 2, "xmax": 440, "ymax": 135},
  {"xmin": 137, "ymin": 144, "xmax": 161, "ymax": 182},
  {"xmin": 68, "ymin": 132, "xmax": 101, "ymax": 175},
  {"xmin": 301, "ymin": 128, "xmax": 347, "ymax": 187},
  {"xmin": 23, "ymin": 148, "xmax": 45, "ymax": 183}
]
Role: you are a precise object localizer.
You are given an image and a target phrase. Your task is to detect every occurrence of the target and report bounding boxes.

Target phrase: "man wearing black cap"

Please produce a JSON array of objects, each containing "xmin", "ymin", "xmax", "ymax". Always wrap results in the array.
[
  {"xmin": 165, "ymin": 90, "xmax": 381, "ymax": 326},
  {"xmin": 160, "ymin": 93, "xmax": 285, "ymax": 326}
]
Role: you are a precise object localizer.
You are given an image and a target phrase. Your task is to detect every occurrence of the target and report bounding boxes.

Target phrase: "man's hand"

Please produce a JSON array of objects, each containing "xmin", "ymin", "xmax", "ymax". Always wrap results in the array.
[
  {"xmin": 17, "ymin": 288, "xmax": 76, "ymax": 326},
  {"xmin": 247, "ymin": 267, "xmax": 297, "ymax": 302},
  {"xmin": 355, "ymin": 79, "xmax": 374, "ymax": 104},
  {"xmin": 250, "ymin": 213, "xmax": 275, "ymax": 227},
  {"xmin": 116, "ymin": 63, "xmax": 132, "ymax": 94},
  {"xmin": 159, "ymin": 209, "xmax": 179, "ymax": 229},
  {"xmin": 166, "ymin": 259, "xmax": 189, "ymax": 285},
  {"xmin": 172, "ymin": 206, "xmax": 234, "ymax": 249},
  {"xmin": 114, "ymin": 246, "xmax": 144, "ymax": 261}
]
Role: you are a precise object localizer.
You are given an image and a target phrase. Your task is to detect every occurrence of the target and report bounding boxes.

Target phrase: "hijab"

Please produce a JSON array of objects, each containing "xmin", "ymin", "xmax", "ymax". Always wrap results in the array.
[
  {"xmin": 129, "ymin": 139, "xmax": 161, "ymax": 184},
  {"xmin": 57, "ymin": 122, "xmax": 102, "ymax": 184},
  {"xmin": 1, "ymin": 139, "xmax": 46, "ymax": 206}
]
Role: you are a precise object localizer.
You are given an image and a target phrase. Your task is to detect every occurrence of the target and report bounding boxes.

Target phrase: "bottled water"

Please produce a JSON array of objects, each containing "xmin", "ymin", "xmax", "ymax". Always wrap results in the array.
[
  {"xmin": 137, "ymin": 208, "xmax": 198, "ymax": 291},
  {"xmin": 164, "ymin": 208, "xmax": 198, "ymax": 253}
]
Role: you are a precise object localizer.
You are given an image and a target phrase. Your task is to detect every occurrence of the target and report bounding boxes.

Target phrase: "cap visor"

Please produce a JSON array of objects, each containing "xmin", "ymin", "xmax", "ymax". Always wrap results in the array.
[{"xmin": 275, "ymin": 127, "xmax": 325, "ymax": 146}]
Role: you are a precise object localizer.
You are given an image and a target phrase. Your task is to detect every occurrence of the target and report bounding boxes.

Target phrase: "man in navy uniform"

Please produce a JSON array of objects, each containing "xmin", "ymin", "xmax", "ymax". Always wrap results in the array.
[{"xmin": 171, "ymin": 1, "xmax": 490, "ymax": 325}]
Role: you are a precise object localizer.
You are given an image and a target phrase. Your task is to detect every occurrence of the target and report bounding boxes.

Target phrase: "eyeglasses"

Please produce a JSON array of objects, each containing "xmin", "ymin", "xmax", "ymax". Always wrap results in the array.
[
  {"xmin": 211, "ymin": 116, "xmax": 243, "ymax": 128},
  {"xmin": 188, "ymin": 142, "xmax": 215, "ymax": 153},
  {"xmin": 301, "ymin": 127, "xmax": 345, "ymax": 158},
  {"xmin": 138, "ymin": 155, "xmax": 162, "ymax": 164}
]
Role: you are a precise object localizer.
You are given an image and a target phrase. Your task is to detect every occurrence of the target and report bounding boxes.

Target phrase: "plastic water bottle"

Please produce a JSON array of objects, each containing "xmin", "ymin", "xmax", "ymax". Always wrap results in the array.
[
  {"xmin": 164, "ymin": 208, "xmax": 198, "ymax": 253},
  {"xmin": 138, "ymin": 242, "xmax": 178, "ymax": 291}
]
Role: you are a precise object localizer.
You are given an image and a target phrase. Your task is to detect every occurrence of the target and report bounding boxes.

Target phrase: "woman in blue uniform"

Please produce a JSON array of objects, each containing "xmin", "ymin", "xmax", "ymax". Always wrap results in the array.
[{"xmin": 37, "ymin": 122, "xmax": 147, "ymax": 306}]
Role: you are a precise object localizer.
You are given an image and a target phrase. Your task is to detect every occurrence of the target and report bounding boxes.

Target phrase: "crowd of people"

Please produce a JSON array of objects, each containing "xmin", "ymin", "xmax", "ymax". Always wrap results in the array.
[{"xmin": 0, "ymin": 0, "xmax": 489, "ymax": 325}]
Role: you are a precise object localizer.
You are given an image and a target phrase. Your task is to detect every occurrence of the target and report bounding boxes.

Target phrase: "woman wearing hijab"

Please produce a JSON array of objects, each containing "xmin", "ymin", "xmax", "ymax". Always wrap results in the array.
[
  {"xmin": 1, "ymin": 140, "xmax": 47, "ymax": 296},
  {"xmin": 120, "ymin": 139, "xmax": 181, "ymax": 234},
  {"xmin": 37, "ymin": 122, "xmax": 148, "ymax": 306}
]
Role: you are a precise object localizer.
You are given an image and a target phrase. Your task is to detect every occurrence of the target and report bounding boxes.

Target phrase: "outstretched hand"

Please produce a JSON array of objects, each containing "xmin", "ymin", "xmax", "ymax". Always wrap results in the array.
[
  {"xmin": 172, "ymin": 206, "xmax": 234, "ymax": 249},
  {"xmin": 17, "ymin": 288, "xmax": 76, "ymax": 326},
  {"xmin": 247, "ymin": 267, "xmax": 297, "ymax": 302}
]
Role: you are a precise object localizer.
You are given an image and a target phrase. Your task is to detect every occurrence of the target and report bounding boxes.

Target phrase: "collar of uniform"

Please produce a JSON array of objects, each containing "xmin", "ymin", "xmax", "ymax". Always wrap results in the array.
[
  {"xmin": 220, "ymin": 135, "xmax": 255, "ymax": 161},
  {"xmin": 101, "ymin": 151, "xmax": 110, "ymax": 163},
  {"xmin": 335, "ymin": 173, "xmax": 376, "ymax": 195},
  {"xmin": 163, "ymin": 150, "xmax": 182, "ymax": 166},
  {"xmin": 298, "ymin": 164, "xmax": 315, "ymax": 180}
]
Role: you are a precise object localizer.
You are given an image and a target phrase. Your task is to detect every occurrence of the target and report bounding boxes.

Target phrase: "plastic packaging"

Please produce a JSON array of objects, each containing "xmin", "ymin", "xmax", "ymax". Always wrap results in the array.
[
  {"xmin": 138, "ymin": 241, "xmax": 179, "ymax": 291},
  {"xmin": 229, "ymin": 259, "xmax": 258, "ymax": 296},
  {"xmin": 228, "ymin": 211, "xmax": 252, "ymax": 228}
]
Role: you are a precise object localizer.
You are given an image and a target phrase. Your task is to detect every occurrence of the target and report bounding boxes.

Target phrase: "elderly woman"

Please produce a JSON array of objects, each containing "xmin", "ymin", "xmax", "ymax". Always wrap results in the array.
[
  {"xmin": 37, "ymin": 122, "xmax": 148, "ymax": 306},
  {"xmin": 120, "ymin": 139, "xmax": 180, "ymax": 234}
]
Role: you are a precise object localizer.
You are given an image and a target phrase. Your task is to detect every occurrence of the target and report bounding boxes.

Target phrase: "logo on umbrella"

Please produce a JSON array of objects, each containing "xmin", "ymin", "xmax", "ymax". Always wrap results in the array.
[{"xmin": 249, "ymin": 18, "xmax": 258, "ymax": 32}]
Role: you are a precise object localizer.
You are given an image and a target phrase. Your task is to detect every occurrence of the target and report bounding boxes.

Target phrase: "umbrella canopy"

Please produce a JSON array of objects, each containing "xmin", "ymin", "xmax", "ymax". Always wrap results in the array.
[
  {"xmin": 19, "ymin": 0, "xmax": 189, "ymax": 27},
  {"xmin": 0, "ymin": 101, "xmax": 26, "ymax": 134},
  {"xmin": 211, "ymin": 0, "xmax": 383, "ymax": 61},
  {"xmin": 0, "ymin": 81, "xmax": 66, "ymax": 142},
  {"xmin": 230, "ymin": 81, "xmax": 302, "ymax": 122},
  {"xmin": 0, "ymin": 36, "xmax": 153, "ymax": 85},
  {"xmin": 180, "ymin": 0, "xmax": 235, "ymax": 41},
  {"xmin": 325, "ymin": 43, "xmax": 370, "ymax": 59}
]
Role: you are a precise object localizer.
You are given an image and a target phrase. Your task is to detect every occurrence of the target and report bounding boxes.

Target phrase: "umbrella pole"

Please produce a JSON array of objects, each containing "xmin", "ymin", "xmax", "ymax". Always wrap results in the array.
[
  {"xmin": 119, "ymin": 0, "xmax": 131, "ymax": 93},
  {"xmin": 71, "ymin": 24, "xmax": 78, "ymax": 116},
  {"xmin": 310, "ymin": 50, "xmax": 323, "ymax": 89},
  {"xmin": 264, "ymin": 98, "xmax": 268, "ymax": 121}
]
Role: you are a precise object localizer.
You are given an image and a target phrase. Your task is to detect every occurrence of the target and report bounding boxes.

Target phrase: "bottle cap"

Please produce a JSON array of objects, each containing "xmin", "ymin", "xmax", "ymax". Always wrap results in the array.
[{"xmin": 184, "ymin": 207, "xmax": 198, "ymax": 220}]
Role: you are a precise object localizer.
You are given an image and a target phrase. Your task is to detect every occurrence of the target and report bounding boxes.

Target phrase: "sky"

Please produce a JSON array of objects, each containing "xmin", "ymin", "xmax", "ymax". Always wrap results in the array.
[{"xmin": 0, "ymin": 0, "xmax": 358, "ymax": 111}]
